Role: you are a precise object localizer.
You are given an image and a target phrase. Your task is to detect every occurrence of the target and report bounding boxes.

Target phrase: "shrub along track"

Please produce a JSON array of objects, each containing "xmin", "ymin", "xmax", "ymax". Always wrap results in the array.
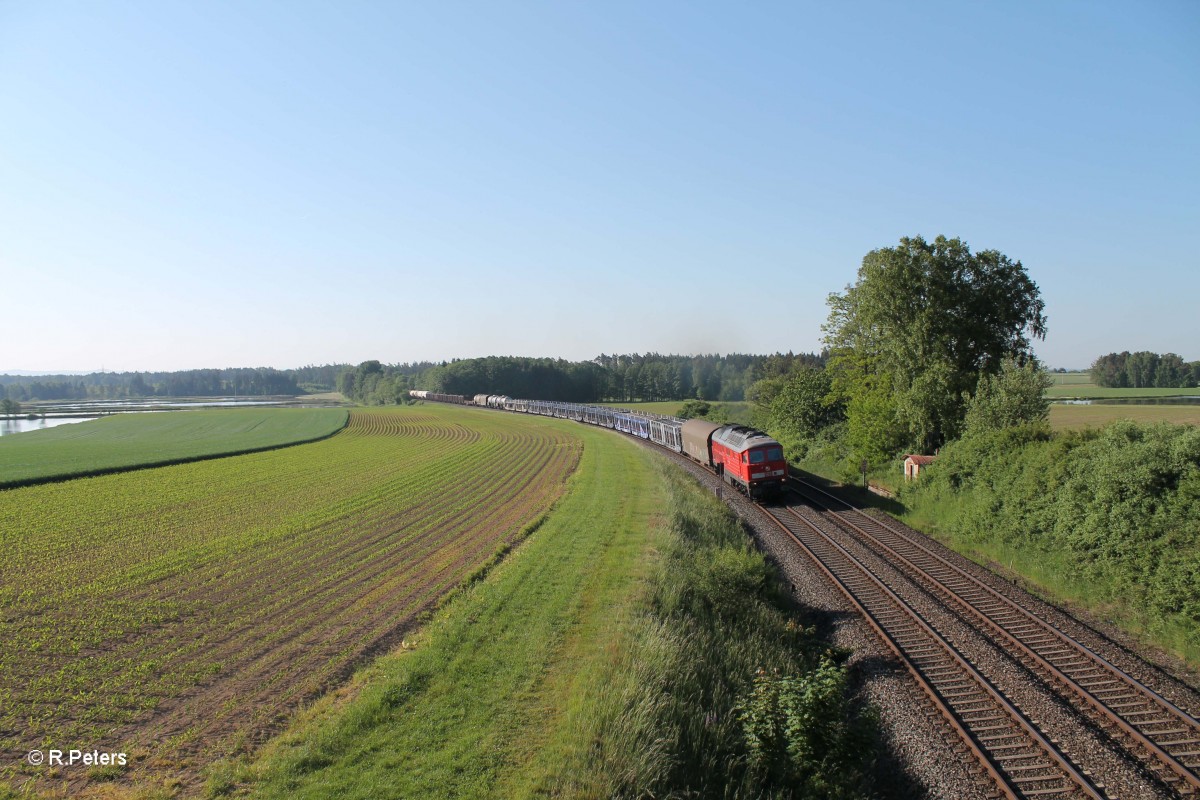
[{"xmin": 0, "ymin": 407, "xmax": 580, "ymax": 796}]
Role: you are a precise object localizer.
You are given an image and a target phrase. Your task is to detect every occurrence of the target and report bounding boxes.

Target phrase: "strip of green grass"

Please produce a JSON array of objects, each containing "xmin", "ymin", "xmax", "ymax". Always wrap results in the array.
[
  {"xmin": 0, "ymin": 408, "xmax": 348, "ymax": 487},
  {"xmin": 230, "ymin": 425, "xmax": 874, "ymax": 799},
  {"xmin": 1046, "ymin": 384, "xmax": 1198, "ymax": 398}
]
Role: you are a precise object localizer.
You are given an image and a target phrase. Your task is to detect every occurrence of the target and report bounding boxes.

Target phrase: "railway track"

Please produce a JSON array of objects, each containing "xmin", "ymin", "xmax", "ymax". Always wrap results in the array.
[
  {"xmin": 761, "ymin": 500, "xmax": 1104, "ymax": 799},
  {"xmin": 777, "ymin": 476, "xmax": 1200, "ymax": 799}
]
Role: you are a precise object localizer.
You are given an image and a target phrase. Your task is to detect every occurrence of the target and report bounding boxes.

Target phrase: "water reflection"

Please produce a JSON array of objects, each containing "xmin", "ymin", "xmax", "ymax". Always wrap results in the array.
[
  {"xmin": 0, "ymin": 416, "xmax": 97, "ymax": 436},
  {"xmin": 1053, "ymin": 397, "xmax": 1200, "ymax": 406}
]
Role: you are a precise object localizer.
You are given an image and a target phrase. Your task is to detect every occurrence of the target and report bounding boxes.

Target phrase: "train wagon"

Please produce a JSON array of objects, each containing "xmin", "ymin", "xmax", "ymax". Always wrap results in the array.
[
  {"xmin": 709, "ymin": 425, "xmax": 787, "ymax": 500},
  {"xmin": 649, "ymin": 418, "xmax": 683, "ymax": 453},
  {"xmin": 681, "ymin": 419, "xmax": 722, "ymax": 466},
  {"xmin": 473, "ymin": 394, "xmax": 491, "ymax": 406}
]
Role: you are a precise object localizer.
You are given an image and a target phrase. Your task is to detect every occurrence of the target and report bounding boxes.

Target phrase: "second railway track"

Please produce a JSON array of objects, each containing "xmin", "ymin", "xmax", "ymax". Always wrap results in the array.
[
  {"xmin": 762, "ymin": 498, "xmax": 1105, "ymax": 799},
  {"xmin": 776, "ymin": 475, "xmax": 1200, "ymax": 799}
]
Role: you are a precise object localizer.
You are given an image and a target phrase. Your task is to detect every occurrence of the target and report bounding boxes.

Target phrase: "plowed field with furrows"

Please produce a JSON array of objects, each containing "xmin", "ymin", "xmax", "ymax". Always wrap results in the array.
[{"xmin": 0, "ymin": 406, "xmax": 581, "ymax": 791}]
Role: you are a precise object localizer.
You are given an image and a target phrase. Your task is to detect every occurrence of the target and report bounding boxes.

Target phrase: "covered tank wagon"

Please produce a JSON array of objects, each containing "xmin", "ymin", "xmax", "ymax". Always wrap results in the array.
[{"xmin": 681, "ymin": 419, "xmax": 722, "ymax": 466}]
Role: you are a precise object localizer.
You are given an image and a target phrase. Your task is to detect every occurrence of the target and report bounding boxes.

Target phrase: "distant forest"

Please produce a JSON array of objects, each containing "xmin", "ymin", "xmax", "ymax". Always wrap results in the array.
[
  {"xmin": 0, "ymin": 355, "xmax": 829, "ymax": 405},
  {"xmin": 1089, "ymin": 351, "xmax": 1200, "ymax": 388},
  {"xmin": 0, "ymin": 365, "xmax": 347, "ymax": 401},
  {"xmin": 338, "ymin": 352, "xmax": 825, "ymax": 406}
]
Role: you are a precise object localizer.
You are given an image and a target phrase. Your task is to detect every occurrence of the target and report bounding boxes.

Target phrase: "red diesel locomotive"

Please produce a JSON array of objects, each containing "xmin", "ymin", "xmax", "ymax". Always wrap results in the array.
[{"xmin": 681, "ymin": 420, "xmax": 788, "ymax": 500}]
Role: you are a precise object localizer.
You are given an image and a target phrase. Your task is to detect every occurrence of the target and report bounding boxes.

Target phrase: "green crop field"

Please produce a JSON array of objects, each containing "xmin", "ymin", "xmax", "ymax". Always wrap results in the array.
[
  {"xmin": 1049, "ymin": 402, "xmax": 1200, "ymax": 430},
  {"xmin": 0, "ymin": 406, "xmax": 580, "ymax": 796},
  {"xmin": 0, "ymin": 408, "xmax": 349, "ymax": 487}
]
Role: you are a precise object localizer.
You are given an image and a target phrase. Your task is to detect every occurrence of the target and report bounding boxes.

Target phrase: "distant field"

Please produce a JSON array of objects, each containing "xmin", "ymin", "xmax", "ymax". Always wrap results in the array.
[
  {"xmin": 1049, "ymin": 403, "xmax": 1200, "ymax": 430},
  {"xmin": 1, "ymin": 406, "xmax": 581, "ymax": 795},
  {"xmin": 0, "ymin": 407, "xmax": 348, "ymax": 487},
  {"xmin": 596, "ymin": 400, "xmax": 685, "ymax": 415},
  {"xmin": 1045, "ymin": 373, "xmax": 1197, "ymax": 399},
  {"xmin": 1046, "ymin": 371, "xmax": 1093, "ymax": 386},
  {"xmin": 596, "ymin": 400, "xmax": 756, "ymax": 424}
]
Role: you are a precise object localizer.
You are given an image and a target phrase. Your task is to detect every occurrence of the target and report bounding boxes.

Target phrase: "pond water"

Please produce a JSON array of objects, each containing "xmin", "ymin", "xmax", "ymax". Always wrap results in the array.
[
  {"xmin": 0, "ymin": 397, "xmax": 300, "ymax": 438},
  {"xmin": 39, "ymin": 397, "xmax": 287, "ymax": 412},
  {"xmin": 1054, "ymin": 397, "xmax": 1200, "ymax": 406},
  {"xmin": 0, "ymin": 416, "xmax": 98, "ymax": 436}
]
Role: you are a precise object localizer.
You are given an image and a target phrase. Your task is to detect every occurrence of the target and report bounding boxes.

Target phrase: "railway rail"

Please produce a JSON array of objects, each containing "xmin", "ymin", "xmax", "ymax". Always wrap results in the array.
[
  {"xmin": 760, "ymin": 498, "xmax": 1104, "ymax": 799},
  {"xmin": 783, "ymin": 476, "xmax": 1200, "ymax": 798}
]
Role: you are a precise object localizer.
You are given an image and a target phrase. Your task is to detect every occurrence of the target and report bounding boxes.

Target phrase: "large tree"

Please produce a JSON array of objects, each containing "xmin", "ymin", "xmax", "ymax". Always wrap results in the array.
[{"xmin": 823, "ymin": 235, "xmax": 1046, "ymax": 457}]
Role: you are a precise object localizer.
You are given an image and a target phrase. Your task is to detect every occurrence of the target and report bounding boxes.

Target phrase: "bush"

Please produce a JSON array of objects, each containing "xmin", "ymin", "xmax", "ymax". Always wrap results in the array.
[{"xmin": 904, "ymin": 421, "xmax": 1200, "ymax": 647}]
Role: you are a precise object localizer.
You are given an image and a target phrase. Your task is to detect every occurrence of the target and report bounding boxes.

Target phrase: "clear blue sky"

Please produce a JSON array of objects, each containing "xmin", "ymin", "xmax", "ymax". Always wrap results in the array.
[{"xmin": 2, "ymin": 1, "xmax": 1197, "ymax": 372}]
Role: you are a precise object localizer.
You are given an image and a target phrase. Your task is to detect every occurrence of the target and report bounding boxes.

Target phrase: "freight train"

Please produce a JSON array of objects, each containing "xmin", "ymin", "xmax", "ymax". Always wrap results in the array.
[{"xmin": 410, "ymin": 391, "xmax": 788, "ymax": 501}]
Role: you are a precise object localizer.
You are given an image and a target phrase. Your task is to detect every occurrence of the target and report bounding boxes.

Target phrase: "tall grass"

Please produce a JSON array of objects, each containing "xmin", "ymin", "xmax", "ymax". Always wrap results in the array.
[{"xmin": 524, "ymin": 460, "xmax": 875, "ymax": 799}]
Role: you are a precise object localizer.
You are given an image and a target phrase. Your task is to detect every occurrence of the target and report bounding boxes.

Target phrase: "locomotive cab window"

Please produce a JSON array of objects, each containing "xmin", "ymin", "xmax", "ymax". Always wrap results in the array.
[
  {"xmin": 748, "ymin": 450, "xmax": 766, "ymax": 464},
  {"xmin": 766, "ymin": 447, "xmax": 783, "ymax": 461}
]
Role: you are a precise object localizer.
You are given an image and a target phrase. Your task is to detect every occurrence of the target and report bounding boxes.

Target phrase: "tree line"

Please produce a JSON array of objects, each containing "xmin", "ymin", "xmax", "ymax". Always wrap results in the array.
[
  {"xmin": 1089, "ymin": 351, "xmax": 1199, "ymax": 388},
  {"xmin": 0, "ymin": 365, "xmax": 348, "ymax": 401},
  {"xmin": 336, "ymin": 352, "xmax": 826, "ymax": 407}
]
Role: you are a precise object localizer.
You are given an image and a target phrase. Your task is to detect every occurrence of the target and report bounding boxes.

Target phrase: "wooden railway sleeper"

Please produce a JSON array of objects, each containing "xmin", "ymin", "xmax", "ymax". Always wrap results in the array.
[
  {"xmin": 1006, "ymin": 763, "xmax": 1057, "ymax": 773},
  {"xmin": 979, "ymin": 733, "xmax": 1027, "ymax": 745}
]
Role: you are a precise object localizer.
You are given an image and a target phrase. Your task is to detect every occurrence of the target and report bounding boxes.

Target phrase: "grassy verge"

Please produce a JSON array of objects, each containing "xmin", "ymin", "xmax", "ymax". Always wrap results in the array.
[{"xmin": 228, "ymin": 425, "xmax": 874, "ymax": 799}]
